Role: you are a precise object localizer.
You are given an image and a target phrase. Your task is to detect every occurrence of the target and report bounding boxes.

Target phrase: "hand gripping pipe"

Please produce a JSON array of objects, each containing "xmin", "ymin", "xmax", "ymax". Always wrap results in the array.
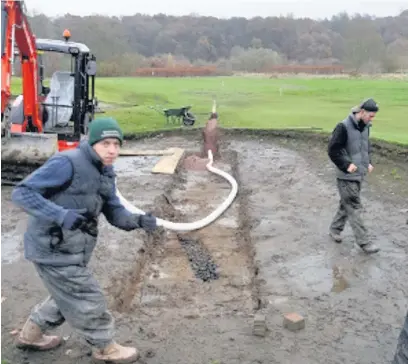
[{"xmin": 115, "ymin": 150, "xmax": 239, "ymax": 231}]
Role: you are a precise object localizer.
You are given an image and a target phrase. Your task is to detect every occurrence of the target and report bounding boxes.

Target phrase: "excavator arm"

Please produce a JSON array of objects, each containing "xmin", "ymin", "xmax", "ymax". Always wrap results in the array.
[
  {"xmin": 1, "ymin": 1, "xmax": 98, "ymax": 184},
  {"xmin": 1, "ymin": 0, "xmax": 42, "ymax": 132}
]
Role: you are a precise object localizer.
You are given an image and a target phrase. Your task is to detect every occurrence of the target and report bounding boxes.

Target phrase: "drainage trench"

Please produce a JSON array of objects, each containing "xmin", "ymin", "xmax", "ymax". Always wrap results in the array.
[{"xmin": 109, "ymin": 148, "xmax": 260, "ymax": 316}]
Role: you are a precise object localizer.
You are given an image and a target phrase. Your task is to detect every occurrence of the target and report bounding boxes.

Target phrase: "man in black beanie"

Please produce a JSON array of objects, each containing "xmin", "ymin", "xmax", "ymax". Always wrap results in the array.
[
  {"xmin": 11, "ymin": 117, "xmax": 156, "ymax": 362},
  {"xmin": 328, "ymin": 98, "xmax": 380, "ymax": 254}
]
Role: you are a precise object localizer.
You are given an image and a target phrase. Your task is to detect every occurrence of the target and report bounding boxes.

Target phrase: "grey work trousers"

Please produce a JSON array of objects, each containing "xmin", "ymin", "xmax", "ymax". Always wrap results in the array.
[
  {"xmin": 29, "ymin": 263, "xmax": 115, "ymax": 349},
  {"xmin": 330, "ymin": 179, "xmax": 369, "ymax": 246},
  {"xmin": 393, "ymin": 312, "xmax": 408, "ymax": 364}
]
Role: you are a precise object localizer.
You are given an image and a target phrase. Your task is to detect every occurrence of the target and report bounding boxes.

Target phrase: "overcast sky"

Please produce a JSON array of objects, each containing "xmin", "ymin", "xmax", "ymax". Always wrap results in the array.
[{"xmin": 25, "ymin": 0, "xmax": 406, "ymax": 19}]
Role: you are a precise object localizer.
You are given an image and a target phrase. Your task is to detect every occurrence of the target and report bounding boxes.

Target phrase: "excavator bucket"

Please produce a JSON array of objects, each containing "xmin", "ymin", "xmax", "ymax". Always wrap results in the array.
[{"xmin": 1, "ymin": 132, "xmax": 58, "ymax": 165}]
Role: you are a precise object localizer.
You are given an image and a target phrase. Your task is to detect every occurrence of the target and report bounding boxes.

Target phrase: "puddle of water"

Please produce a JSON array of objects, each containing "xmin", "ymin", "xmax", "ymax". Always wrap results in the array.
[
  {"xmin": 1, "ymin": 231, "xmax": 22, "ymax": 264},
  {"xmin": 282, "ymin": 254, "xmax": 333, "ymax": 294},
  {"xmin": 331, "ymin": 265, "xmax": 349, "ymax": 293},
  {"xmin": 283, "ymin": 252, "xmax": 395, "ymax": 295},
  {"xmin": 114, "ymin": 156, "xmax": 160, "ymax": 177},
  {"xmin": 351, "ymin": 262, "xmax": 390, "ymax": 289}
]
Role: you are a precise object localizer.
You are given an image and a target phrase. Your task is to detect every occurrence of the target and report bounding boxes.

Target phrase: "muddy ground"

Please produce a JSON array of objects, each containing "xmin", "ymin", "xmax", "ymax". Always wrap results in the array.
[{"xmin": 1, "ymin": 131, "xmax": 407, "ymax": 364}]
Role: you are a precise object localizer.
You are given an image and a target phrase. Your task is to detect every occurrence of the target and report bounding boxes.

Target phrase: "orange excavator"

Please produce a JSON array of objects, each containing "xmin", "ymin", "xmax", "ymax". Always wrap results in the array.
[{"xmin": 1, "ymin": 0, "xmax": 98, "ymax": 181}]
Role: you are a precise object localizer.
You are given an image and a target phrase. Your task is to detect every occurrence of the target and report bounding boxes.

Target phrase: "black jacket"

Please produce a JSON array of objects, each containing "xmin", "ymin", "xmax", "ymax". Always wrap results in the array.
[{"xmin": 328, "ymin": 118, "xmax": 372, "ymax": 173}]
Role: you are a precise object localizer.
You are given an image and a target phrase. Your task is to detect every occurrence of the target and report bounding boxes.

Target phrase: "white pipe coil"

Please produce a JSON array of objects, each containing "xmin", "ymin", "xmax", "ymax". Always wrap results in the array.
[{"xmin": 115, "ymin": 150, "xmax": 239, "ymax": 231}]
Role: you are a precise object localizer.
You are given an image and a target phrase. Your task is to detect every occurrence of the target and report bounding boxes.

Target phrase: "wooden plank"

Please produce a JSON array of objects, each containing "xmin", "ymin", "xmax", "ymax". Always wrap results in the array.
[
  {"xmin": 151, "ymin": 147, "xmax": 185, "ymax": 174},
  {"xmin": 119, "ymin": 148, "xmax": 173, "ymax": 156}
]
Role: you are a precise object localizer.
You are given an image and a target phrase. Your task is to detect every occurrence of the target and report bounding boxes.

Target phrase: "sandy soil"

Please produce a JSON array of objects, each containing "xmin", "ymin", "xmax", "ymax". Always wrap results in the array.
[{"xmin": 1, "ymin": 131, "xmax": 407, "ymax": 364}]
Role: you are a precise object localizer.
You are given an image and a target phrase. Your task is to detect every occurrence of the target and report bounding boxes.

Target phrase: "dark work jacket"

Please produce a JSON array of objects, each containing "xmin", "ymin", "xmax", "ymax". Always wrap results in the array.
[
  {"xmin": 17, "ymin": 141, "xmax": 142, "ymax": 267},
  {"xmin": 328, "ymin": 114, "xmax": 371, "ymax": 182}
]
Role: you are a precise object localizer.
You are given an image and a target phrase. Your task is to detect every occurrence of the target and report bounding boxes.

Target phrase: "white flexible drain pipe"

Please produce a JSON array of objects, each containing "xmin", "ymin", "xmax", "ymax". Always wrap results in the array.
[{"xmin": 115, "ymin": 150, "xmax": 239, "ymax": 231}]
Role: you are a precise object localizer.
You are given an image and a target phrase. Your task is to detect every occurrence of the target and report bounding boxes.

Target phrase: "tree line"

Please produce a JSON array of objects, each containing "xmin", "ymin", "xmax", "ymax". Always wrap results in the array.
[{"xmin": 25, "ymin": 10, "xmax": 408, "ymax": 76}]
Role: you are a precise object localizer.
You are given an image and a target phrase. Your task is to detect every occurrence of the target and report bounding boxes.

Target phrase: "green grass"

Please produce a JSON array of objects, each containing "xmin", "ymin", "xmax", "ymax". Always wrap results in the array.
[{"xmin": 10, "ymin": 76, "xmax": 408, "ymax": 144}]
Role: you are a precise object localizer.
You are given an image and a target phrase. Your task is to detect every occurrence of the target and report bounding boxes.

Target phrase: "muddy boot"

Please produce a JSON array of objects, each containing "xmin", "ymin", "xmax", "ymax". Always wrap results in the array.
[
  {"xmin": 360, "ymin": 242, "xmax": 380, "ymax": 254},
  {"xmin": 329, "ymin": 230, "xmax": 342, "ymax": 243},
  {"xmin": 92, "ymin": 342, "xmax": 140, "ymax": 363},
  {"xmin": 17, "ymin": 319, "xmax": 62, "ymax": 351}
]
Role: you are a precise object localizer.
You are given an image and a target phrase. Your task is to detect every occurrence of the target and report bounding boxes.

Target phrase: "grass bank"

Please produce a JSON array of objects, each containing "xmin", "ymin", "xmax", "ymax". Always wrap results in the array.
[{"xmin": 10, "ymin": 76, "xmax": 408, "ymax": 144}]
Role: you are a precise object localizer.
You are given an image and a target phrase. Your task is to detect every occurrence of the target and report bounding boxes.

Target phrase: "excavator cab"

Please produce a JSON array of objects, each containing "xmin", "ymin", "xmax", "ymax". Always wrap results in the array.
[
  {"xmin": 1, "ymin": 1, "xmax": 97, "ymax": 183},
  {"xmin": 35, "ymin": 33, "xmax": 97, "ymax": 149},
  {"xmin": 8, "ymin": 32, "xmax": 97, "ymax": 151}
]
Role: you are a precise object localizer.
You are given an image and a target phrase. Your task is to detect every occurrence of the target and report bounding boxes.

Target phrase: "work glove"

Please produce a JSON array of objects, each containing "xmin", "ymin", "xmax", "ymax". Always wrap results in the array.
[
  {"xmin": 139, "ymin": 213, "xmax": 157, "ymax": 232},
  {"xmin": 62, "ymin": 208, "xmax": 88, "ymax": 230}
]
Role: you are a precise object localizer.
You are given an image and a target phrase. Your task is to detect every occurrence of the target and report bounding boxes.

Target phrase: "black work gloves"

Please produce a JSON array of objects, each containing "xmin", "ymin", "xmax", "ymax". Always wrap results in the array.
[
  {"xmin": 62, "ymin": 208, "xmax": 87, "ymax": 230},
  {"xmin": 62, "ymin": 209, "xmax": 157, "ymax": 233},
  {"xmin": 139, "ymin": 213, "xmax": 157, "ymax": 232}
]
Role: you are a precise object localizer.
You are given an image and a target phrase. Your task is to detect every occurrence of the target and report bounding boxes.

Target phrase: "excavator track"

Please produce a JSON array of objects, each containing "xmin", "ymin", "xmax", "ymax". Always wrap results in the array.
[
  {"xmin": 1, "ymin": 132, "xmax": 58, "ymax": 185},
  {"xmin": 1, "ymin": 162, "xmax": 41, "ymax": 185}
]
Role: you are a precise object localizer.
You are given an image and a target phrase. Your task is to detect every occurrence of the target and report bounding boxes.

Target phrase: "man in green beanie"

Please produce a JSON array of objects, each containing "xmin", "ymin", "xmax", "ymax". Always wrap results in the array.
[{"xmin": 11, "ymin": 117, "xmax": 156, "ymax": 363}]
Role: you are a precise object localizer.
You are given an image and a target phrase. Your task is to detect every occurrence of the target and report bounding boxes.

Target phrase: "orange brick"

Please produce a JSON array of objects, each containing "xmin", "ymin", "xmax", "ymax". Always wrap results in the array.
[{"xmin": 283, "ymin": 312, "xmax": 305, "ymax": 331}]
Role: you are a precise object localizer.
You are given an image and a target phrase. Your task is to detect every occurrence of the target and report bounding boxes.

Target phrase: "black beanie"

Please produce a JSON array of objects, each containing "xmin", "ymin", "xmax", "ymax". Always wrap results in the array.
[{"xmin": 360, "ymin": 98, "xmax": 379, "ymax": 112}]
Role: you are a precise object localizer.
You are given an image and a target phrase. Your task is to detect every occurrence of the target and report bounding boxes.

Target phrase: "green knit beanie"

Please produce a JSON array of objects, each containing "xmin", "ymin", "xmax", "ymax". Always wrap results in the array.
[{"xmin": 88, "ymin": 117, "xmax": 123, "ymax": 146}]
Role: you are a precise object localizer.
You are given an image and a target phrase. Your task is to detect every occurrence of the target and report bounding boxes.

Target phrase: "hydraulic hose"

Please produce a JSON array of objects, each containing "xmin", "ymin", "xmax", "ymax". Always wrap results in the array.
[{"xmin": 115, "ymin": 150, "xmax": 239, "ymax": 231}]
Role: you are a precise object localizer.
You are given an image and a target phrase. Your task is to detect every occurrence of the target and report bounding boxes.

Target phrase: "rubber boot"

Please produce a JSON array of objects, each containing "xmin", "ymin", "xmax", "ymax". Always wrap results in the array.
[
  {"xmin": 92, "ymin": 342, "xmax": 140, "ymax": 363},
  {"xmin": 360, "ymin": 242, "xmax": 380, "ymax": 254},
  {"xmin": 329, "ymin": 230, "xmax": 342, "ymax": 243},
  {"xmin": 17, "ymin": 319, "xmax": 61, "ymax": 350}
]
